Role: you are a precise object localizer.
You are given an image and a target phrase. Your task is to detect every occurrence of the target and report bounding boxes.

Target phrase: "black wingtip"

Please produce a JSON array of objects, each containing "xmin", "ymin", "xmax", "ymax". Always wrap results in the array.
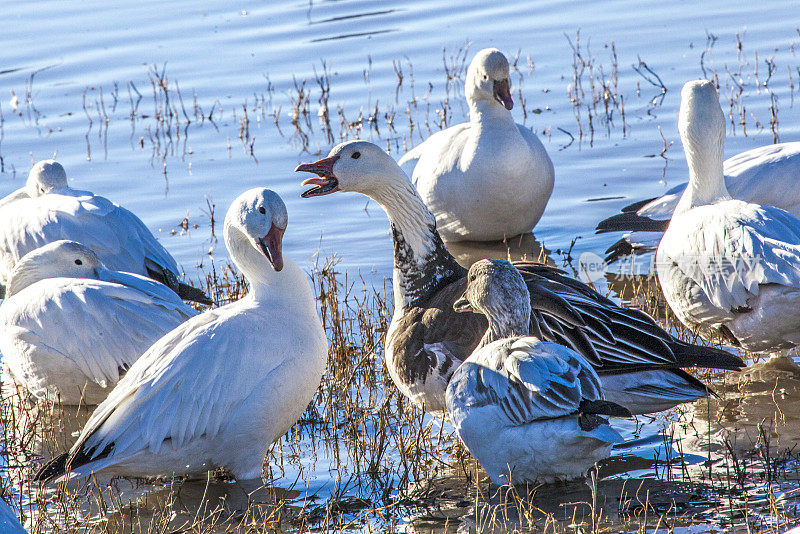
[
  {"xmin": 579, "ymin": 399, "xmax": 633, "ymax": 418},
  {"xmin": 176, "ymin": 282, "xmax": 213, "ymax": 306},
  {"xmin": 595, "ymin": 212, "xmax": 670, "ymax": 234},
  {"xmin": 669, "ymin": 341, "xmax": 745, "ymax": 371},
  {"xmin": 621, "ymin": 196, "xmax": 659, "ymax": 214},
  {"xmin": 34, "ymin": 452, "xmax": 69, "ymax": 483},
  {"xmin": 146, "ymin": 267, "xmax": 212, "ymax": 305}
]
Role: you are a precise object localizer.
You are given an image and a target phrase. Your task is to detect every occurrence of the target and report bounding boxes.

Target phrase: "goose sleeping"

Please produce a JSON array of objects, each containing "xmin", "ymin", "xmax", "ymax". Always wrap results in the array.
[
  {"xmin": 36, "ymin": 188, "xmax": 327, "ymax": 482},
  {"xmin": 446, "ymin": 259, "xmax": 629, "ymax": 485},
  {"xmin": 0, "ymin": 160, "xmax": 209, "ymax": 303},
  {"xmin": 597, "ymin": 140, "xmax": 800, "ymax": 262},
  {"xmin": 0, "ymin": 240, "xmax": 198, "ymax": 405},
  {"xmin": 657, "ymin": 80, "xmax": 800, "ymax": 353},
  {"xmin": 297, "ymin": 140, "xmax": 743, "ymax": 416},
  {"xmin": 398, "ymin": 48, "xmax": 554, "ymax": 242}
]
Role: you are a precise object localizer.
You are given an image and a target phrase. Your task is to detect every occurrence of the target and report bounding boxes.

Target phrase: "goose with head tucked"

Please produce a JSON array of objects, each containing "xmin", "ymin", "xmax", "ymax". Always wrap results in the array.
[
  {"xmin": 398, "ymin": 48, "xmax": 554, "ymax": 242},
  {"xmin": 297, "ymin": 141, "xmax": 743, "ymax": 417},
  {"xmin": 0, "ymin": 240, "xmax": 198, "ymax": 405},
  {"xmin": 446, "ymin": 259, "xmax": 629, "ymax": 485},
  {"xmin": 35, "ymin": 188, "xmax": 327, "ymax": 482},
  {"xmin": 657, "ymin": 80, "xmax": 800, "ymax": 353},
  {"xmin": 0, "ymin": 160, "xmax": 210, "ymax": 304}
]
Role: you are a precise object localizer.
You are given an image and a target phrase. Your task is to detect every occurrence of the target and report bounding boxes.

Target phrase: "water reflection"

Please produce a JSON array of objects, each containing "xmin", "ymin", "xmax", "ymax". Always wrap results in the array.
[
  {"xmin": 444, "ymin": 233, "xmax": 552, "ymax": 269},
  {"xmin": 672, "ymin": 356, "xmax": 800, "ymax": 461}
]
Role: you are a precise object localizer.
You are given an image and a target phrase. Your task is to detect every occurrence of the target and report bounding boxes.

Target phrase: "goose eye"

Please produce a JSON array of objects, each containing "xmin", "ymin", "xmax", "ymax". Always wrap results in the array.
[
  {"xmin": 75, "ymin": 259, "xmax": 82, "ymax": 265},
  {"xmin": 259, "ymin": 206, "xmax": 266, "ymax": 214},
  {"xmin": 351, "ymin": 151, "xmax": 361, "ymax": 159},
  {"xmin": 483, "ymin": 75, "xmax": 488, "ymax": 80}
]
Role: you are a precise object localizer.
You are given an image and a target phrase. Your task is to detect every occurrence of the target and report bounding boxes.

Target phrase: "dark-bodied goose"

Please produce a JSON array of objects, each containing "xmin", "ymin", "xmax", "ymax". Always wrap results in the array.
[
  {"xmin": 398, "ymin": 48, "xmax": 554, "ymax": 242},
  {"xmin": 0, "ymin": 241, "xmax": 197, "ymax": 405},
  {"xmin": 0, "ymin": 160, "xmax": 210, "ymax": 304},
  {"xmin": 446, "ymin": 259, "xmax": 629, "ymax": 485},
  {"xmin": 35, "ymin": 189, "xmax": 327, "ymax": 482},
  {"xmin": 658, "ymin": 80, "xmax": 800, "ymax": 353},
  {"xmin": 297, "ymin": 140, "xmax": 743, "ymax": 416}
]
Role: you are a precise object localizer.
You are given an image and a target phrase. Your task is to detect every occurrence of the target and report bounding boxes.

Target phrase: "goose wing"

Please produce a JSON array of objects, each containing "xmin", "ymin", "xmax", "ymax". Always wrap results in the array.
[
  {"xmin": 0, "ymin": 279, "xmax": 197, "ymax": 389},
  {"xmin": 659, "ymin": 200, "xmax": 800, "ymax": 315},
  {"xmin": 64, "ymin": 309, "xmax": 274, "ymax": 468},
  {"xmin": 515, "ymin": 262, "xmax": 743, "ymax": 373},
  {"xmin": 458, "ymin": 338, "xmax": 601, "ymax": 426}
]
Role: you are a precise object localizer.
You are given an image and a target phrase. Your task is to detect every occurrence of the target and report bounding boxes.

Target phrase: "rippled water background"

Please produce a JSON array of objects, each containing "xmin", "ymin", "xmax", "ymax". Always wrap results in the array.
[
  {"xmin": 3, "ymin": 0, "xmax": 799, "ymax": 283},
  {"xmin": 3, "ymin": 0, "xmax": 800, "ymax": 531}
]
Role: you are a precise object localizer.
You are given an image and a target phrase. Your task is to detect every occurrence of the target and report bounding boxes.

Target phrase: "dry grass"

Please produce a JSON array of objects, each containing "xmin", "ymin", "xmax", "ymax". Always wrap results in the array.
[{"xmin": 1, "ymin": 252, "xmax": 800, "ymax": 533}]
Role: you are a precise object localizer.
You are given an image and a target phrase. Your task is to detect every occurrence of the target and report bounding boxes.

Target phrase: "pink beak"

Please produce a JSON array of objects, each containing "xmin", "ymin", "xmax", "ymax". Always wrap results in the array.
[
  {"xmin": 258, "ymin": 224, "xmax": 285, "ymax": 271},
  {"xmin": 494, "ymin": 79, "xmax": 514, "ymax": 110},
  {"xmin": 296, "ymin": 155, "xmax": 341, "ymax": 198}
]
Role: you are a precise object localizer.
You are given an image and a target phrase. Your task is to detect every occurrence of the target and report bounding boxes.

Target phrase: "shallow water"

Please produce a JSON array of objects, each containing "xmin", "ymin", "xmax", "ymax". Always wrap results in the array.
[
  {"xmin": 2, "ymin": 0, "xmax": 799, "ymax": 283},
  {"xmin": 2, "ymin": 0, "xmax": 800, "ymax": 532}
]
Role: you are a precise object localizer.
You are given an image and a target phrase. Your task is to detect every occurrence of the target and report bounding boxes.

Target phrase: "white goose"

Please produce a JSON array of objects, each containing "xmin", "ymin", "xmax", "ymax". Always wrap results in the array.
[
  {"xmin": 398, "ymin": 48, "xmax": 554, "ymax": 242},
  {"xmin": 0, "ymin": 160, "xmax": 209, "ymax": 303},
  {"xmin": 0, "ymin": 240, "xmax": 198, "ymax": 405},
  {"xmin": 446, "ymin": 259, "xmax": 628, "ymax": 485},
  {"xmin": 597, "ymin": 140, "xmax": 800, "ymax": 262},
  {"xmin": 298, "ymin": 141, "xmax": 743, "ymax": 417},
  {"xmin": 657, "ymin": 80, "xmax": 800, "ymax": 353},
  {"xmin": 35, "ymin": 188, "xmax": 327, "ymax": 482}
]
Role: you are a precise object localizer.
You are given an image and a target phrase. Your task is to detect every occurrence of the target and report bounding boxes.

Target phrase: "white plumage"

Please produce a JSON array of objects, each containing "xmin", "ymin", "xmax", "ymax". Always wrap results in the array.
[
  {"xmin": 0, "ymin": 160, "xmax": 183, "ymax": 291},
  {"xmin": 36, "ymin": 188, "xmax": 327, "ymax": 482},
  {"xmin": 597, "ymin": 141, "xmax": 800, "ymax": 260},
  {"xmin": 399, "ymin": 48, "xmax": 554, "ymax": 242},
  {"xmin": 0, "ymin": 241, "xmax": 197, "ymax": 405},
  {"xmin": 446, "ymin": 260, "xmax": 625, "ymax": 485},
  {"xmin": 657, "ymin": 80, "xmax": 800, "ymax": 352}
]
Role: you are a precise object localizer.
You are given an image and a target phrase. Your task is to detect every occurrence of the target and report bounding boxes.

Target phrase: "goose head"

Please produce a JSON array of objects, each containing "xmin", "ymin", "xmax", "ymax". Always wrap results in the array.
[
  {"xmin": 6, "ymin": 240, "xmax": 102, "ymax": 297},
  {"xmin": 224, "ymin": 188, "xmax": 288, "ymax": 273},
  {"xmin": 296, "ymin": 140, "xmax": 407, "ymax": 199},
  {"xmin": 26, "ymin": 160, "xmax": 69, "ymax": 197},
  {"xmin": 466, "ymin": 48, "xmax": 513, "ymax": 111},
  {"xmin": 675, "ymin": 79, "xmax": 729, "ymax": 212},
  {"xmin": 454, "ymin": 259, "xmax": 531, "ymax": 340},
  {"xmin": 679, "ymin": 80, "xmax": 725, "ymax": 159}
]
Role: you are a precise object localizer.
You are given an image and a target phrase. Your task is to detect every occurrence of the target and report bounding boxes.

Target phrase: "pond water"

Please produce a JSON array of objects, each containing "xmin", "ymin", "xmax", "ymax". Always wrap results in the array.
[{"xmin": 2, "ymin": 0, "xmax": 800, "ymax": 532}]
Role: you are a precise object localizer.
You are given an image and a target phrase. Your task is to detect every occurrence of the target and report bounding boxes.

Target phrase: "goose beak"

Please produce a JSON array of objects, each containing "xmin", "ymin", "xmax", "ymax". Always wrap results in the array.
[
  {"xmin": 296, "ymin": 155, "xmax": 340, "ymax": 198},
  {"xmin": 257, "ymin": 224, "xmax": 285, "ymax": 271},
  {"xmin": 453, "ymin": 293, "xmax": 473, "ymax": 313},
  {"xmin": 493, "ymin": 79, "xmax": 513, "ymax": 110}
]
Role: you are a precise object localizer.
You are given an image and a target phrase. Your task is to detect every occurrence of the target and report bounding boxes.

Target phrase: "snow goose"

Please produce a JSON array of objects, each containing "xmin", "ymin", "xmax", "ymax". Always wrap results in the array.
[
  {"xmin": 0, "ymin": 240, "xmax": 198, "ymax": 405},
  {"xmin": 597, "ymin": 140, "xmax": 800, "ymax": 262},
  {"xmin": 657, "ymin": 80, "xmax": 800, "ymax": 353},
  {"xmin": 0, "ymin": 160, "xmax": 210, "ymax": 304},
  {"xmin": 398, "ymin": 48, "xmax": 554, "ymax": 242},
  {"xmin": 297, "ymin": 141, "xmax": 743, "ymax": 416},
  {"xmin": 35, "ymin": 188, "xmax": 327, "ymax": 481},
  {"xmin": 446, "ymin": 259, "xmax": 629, "ymax": 484}
]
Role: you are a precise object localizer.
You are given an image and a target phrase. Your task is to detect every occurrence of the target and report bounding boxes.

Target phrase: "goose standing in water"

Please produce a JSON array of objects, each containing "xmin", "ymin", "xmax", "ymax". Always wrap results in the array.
[
  {"xmin": 597, "ymin": 141, "xmax": 800, "ymax": 262},
  {"xmin": 658, "ymin": 80, "xmax": 800, "ymax": 353},
  {"xmin": 446, "ymin": 259, "xmax": 629, "ymax": 485},
  {"xmin": 398, "ymin": 48, "xmax": 554, "ymax": 242},
  {"xmin": 297, "ymin": 141, "xmax": 743, "ymax": 416},
  {"xmin": 0, "ymin": 240, "xmax": 198, "ymax": 405},
  {"xmin": 35, "ymin": 189, "xmax": 327, "ymax": 482},
  {"xmin": 0, "ymin": 160, "xmax": 209, "ymax": 303}
]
